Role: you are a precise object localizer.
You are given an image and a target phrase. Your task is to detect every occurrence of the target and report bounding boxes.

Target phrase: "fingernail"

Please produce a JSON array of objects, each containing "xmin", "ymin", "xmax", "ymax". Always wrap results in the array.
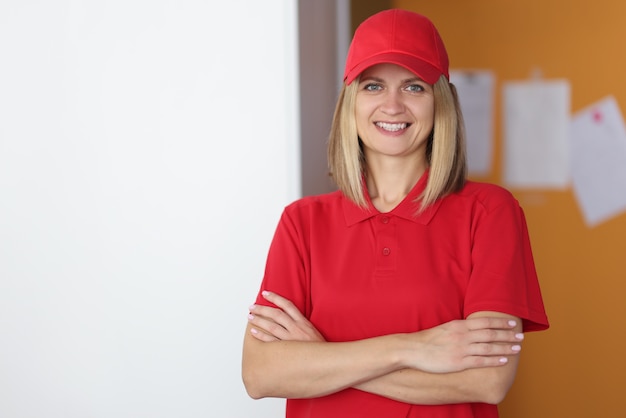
[
  {"xmin": 249, "ymin": 304, "xmax": 256, "ymax": 311},
  {"xmin": 248, "ymin": 313, "xmax": 254, "ymax": 320},
  {"xmin": 512, "ymin": 345, "xmax": 522, "ymax": 352},
  {"xmin": 262, "ymin": 290, "xmax": 270, "ymax": 297},
  {"xmin": 508, "ymin": 320, "xmax": 517, "ymax": 327},
  {"xmin": 499, "ymin": 357, "xmax": 508, "ymax": 364},
  {"xmin": 250, "ymin": 328, "xmax": 258, "ymax": 334},
  {"xmin": 515, "ymin": 333, "xmax": 524, "ymax": 340}
]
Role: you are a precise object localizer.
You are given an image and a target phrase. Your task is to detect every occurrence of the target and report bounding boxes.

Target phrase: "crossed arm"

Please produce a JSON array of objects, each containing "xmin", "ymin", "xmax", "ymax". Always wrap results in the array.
[{"xmin": 241, "ymin": 291, "xmax": 524, "ymax": 405}]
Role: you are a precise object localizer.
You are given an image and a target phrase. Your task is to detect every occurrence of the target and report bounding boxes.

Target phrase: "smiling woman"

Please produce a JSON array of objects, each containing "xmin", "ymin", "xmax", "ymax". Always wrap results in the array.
[{"xmin": 242, "ymin": 9, "xmax": 549, "ymax": 418}]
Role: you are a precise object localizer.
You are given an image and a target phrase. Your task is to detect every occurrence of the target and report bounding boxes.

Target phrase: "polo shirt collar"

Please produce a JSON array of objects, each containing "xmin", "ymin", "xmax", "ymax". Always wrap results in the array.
[{"xmin": 343, "ymin": 170, "xmax": 443, "ymax": 226}]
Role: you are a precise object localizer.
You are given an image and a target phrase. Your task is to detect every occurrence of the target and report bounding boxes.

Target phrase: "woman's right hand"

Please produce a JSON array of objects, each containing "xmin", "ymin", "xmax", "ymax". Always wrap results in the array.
[
  {"xmin": 248, "ymin": 290, "xmax": 326, "ymax": 343},
  {"xmin": 399, "ymin": 315, "xmax": 524, "ymax": 374}
]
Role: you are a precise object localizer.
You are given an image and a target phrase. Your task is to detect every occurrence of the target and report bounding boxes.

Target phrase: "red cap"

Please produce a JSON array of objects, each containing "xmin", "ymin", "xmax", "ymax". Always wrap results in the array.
[{"xmin": 343, "ymin": 9, "xmax": 449, "ymax": 85}]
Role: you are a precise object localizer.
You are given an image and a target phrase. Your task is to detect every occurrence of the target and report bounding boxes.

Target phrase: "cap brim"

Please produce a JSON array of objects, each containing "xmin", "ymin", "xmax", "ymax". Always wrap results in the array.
[{"xmin": 344, "ymin": 52, "xmax": 443, "ymax": 85}]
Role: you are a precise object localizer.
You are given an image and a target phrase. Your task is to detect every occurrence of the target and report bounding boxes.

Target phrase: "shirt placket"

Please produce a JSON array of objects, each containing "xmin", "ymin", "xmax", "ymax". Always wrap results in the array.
[{"xmin": 373, "ymin": 214, "xmax": 397, "ymax": 273}]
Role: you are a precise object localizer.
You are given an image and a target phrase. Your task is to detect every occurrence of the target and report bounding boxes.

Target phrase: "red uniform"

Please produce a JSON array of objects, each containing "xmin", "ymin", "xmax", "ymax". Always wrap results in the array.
[{"xmin": 255, "ymin": 172, "xmax": 549, "ymax": 418}]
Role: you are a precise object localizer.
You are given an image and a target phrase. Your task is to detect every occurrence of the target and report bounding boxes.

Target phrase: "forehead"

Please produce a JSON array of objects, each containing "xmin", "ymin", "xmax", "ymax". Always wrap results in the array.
[{"xmin": 359, "ymin": 63, "xmax": 423, "ymax": 81}]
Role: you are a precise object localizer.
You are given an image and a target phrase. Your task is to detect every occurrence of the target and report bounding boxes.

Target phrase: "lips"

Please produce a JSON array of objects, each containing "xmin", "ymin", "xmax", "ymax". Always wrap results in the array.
[{"xmin": 375, "ymin": 122, "xmax": 409, "ymax": 132}]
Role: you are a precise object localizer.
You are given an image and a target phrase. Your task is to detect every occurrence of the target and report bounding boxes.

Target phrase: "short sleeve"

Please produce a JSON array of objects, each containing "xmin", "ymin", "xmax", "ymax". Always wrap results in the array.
[
  {"xmin": 253, "ymin": 206, "xmax": 312, "ymax": 317},
  {"xmin": 464, "ymin": 189, "xmax": 549, "ymax": 332}
]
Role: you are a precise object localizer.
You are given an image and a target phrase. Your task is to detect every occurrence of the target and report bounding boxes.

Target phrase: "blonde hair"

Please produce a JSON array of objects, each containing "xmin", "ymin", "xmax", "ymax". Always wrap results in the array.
[{"xmin": 327, "ymin": 75, "xmax": 467, "ymax": 211}]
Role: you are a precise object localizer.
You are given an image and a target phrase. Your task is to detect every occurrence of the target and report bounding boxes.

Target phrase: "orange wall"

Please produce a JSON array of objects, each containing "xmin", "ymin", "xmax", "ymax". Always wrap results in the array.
[{"xmin": 355, "ymin": 0, "xmax": 626, "ymax": 416}]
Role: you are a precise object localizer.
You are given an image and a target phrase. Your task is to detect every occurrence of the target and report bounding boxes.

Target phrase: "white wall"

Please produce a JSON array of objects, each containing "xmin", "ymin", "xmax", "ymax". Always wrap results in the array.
[{"xmin": 0, "ymin": 1, "xmax": 298, "ymax": 417}]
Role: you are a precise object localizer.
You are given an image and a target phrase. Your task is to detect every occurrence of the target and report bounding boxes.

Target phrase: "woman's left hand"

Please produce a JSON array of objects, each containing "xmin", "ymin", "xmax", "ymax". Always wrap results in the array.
[{"xmin": 248, "ymin": 291, "xmax": 326, "ymax": 342}]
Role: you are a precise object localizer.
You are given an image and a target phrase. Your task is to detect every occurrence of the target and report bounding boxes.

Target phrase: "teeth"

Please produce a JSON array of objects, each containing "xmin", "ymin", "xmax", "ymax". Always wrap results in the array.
[{"xmin": 376, "ymin": 122, "xmax": 407, "ymax": 132}]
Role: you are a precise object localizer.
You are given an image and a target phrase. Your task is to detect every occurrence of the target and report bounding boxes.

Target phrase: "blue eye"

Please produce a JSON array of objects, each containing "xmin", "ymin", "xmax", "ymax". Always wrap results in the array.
[
  {"xmin": 363, "ymin": 83, "xmax": 383, "ymax": 92},
  {"xmin": 406, "ymin": 84, "xmax": 425, "ymax": 92}
]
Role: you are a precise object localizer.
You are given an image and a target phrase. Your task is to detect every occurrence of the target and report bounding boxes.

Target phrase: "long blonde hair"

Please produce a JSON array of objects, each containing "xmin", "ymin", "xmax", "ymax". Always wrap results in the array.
[{"xmin": 327, "ymin": 75, "xmax": 467, "ymax": 212}]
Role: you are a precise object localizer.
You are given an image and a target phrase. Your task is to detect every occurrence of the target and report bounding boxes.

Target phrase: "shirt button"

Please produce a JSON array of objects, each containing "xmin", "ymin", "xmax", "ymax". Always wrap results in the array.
[
  {"xmin": 381, "ymin": 216, "xmax": 390, "ymax": 224},
  {"xmin": 382, "ymin": 247, "xmax": 391, "ymax": 256}
]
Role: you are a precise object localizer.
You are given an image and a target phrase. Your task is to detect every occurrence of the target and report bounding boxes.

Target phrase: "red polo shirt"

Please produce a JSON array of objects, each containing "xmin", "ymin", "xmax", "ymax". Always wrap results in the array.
[{"xmin": 255, "ymin": 172, "xmax": 549, "ymax": 418}]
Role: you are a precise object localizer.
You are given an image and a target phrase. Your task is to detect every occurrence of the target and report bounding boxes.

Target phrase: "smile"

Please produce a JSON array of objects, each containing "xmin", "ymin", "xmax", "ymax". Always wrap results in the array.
[{"xmin": 375, "ymin": 122, "xmax": 408, "ymax": 132}]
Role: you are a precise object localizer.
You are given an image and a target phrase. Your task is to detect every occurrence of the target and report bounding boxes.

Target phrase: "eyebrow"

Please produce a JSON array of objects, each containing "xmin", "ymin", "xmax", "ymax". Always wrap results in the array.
[{"xmin": 360, "ymin": 75, "xmax": 425, "ymax": 83}]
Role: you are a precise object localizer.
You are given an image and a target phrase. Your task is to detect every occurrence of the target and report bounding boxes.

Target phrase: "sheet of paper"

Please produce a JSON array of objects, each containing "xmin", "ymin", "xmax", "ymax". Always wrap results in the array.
[
  {"xmin": 450, "ymin": 70, "xmax": 495, "ymax": 176},
  {"xmin": 503, "ymin": 79, "xmax": 571, "ymax": 188},
  {"xmin": 570, "ymin": 96, "xmax": 626, "ymax": 226}
]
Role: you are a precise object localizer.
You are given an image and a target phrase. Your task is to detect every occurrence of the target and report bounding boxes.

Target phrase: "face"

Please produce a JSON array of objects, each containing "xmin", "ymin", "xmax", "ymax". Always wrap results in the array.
[{"xmin": 355, "ymin": 63, "xmax": 434, "ymax": 164}]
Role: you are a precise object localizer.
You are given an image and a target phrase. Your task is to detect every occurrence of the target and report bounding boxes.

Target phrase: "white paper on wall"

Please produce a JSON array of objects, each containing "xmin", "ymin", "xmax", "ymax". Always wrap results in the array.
[
  {"xmin": 450, "ymin": 70, "xmax": 495, "ymax": 176},
  {"xmin": 503, "ymin": 79, "xmax": 571, "ymax": 188},
  {"xmin": 570, "ymin": 96, "xmax": 626, "ymax": 226}
]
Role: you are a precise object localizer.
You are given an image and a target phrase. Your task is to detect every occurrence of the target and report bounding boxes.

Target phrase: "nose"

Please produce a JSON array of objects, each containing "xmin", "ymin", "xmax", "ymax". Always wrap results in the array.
[{"xmin": 380, "ymin": 90, "xmax": 405, "ymax": 115}]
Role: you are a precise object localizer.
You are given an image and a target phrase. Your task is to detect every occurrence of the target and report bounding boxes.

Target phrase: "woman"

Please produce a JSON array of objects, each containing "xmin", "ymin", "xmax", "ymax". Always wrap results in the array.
[{"xmin": 242, "ymin": 9, "xmax": 549, "ymax": 418}]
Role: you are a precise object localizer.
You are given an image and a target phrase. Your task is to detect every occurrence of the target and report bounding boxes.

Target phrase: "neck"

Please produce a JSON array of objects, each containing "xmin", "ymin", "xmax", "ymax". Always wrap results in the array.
[{"xmin": 365, "ymin": 158, "xmax": 427, "ymax": 213}]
